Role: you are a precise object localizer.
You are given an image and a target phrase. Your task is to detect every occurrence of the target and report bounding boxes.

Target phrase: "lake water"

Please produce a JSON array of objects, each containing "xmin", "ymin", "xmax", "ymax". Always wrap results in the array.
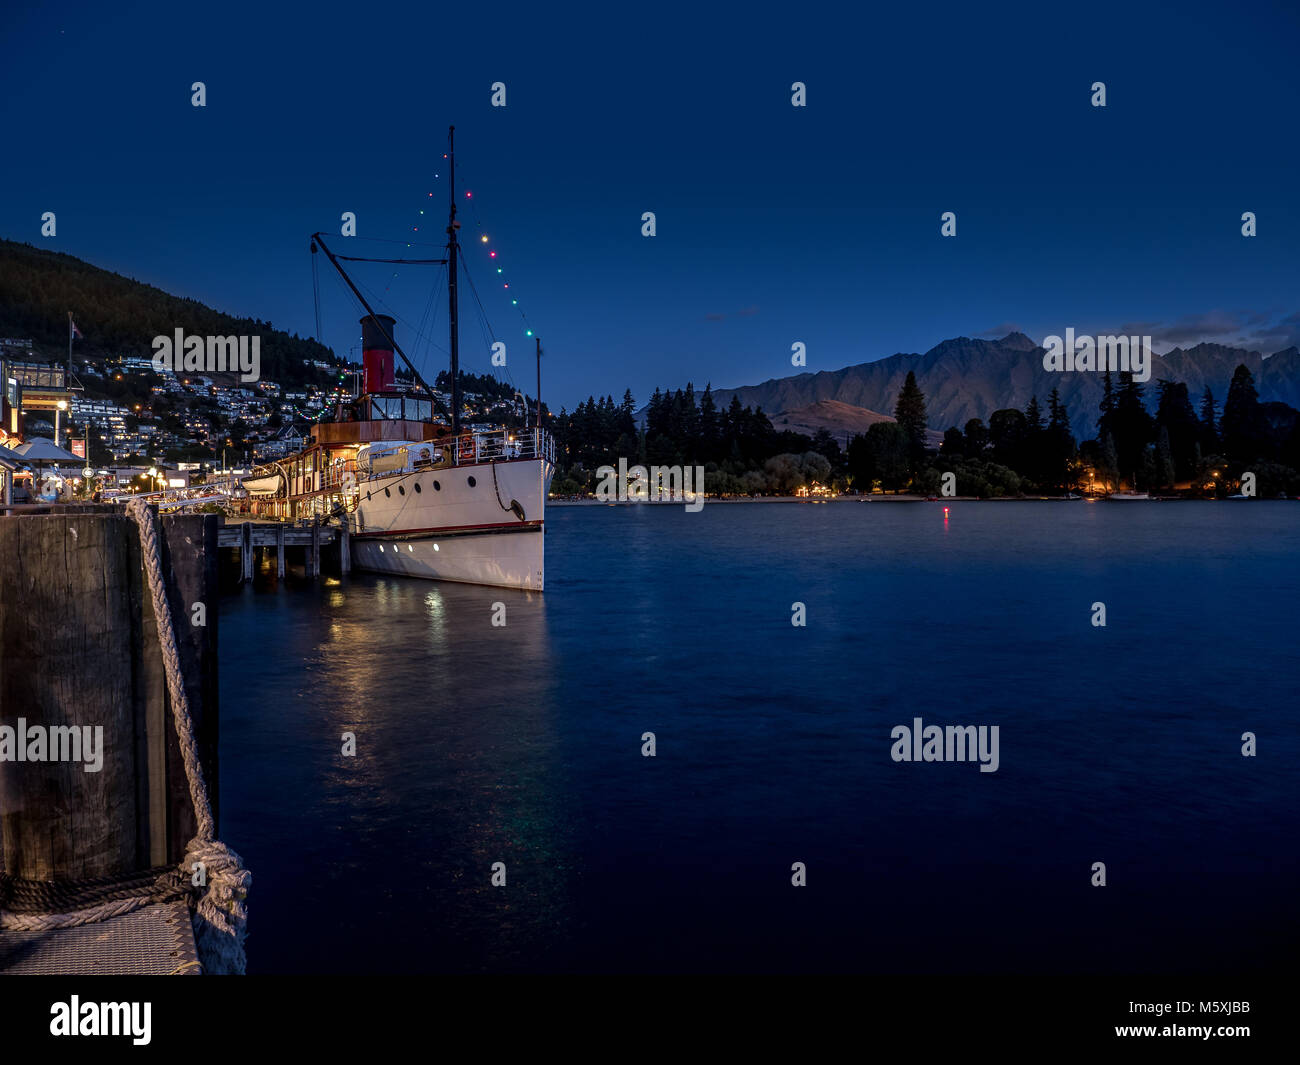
[{"xmin": 219, "ymin": 502, "xmax": 1299, "ymax": 973}]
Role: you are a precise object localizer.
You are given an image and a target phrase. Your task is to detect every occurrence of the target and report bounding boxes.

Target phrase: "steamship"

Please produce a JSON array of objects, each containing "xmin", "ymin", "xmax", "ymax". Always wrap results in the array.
[{"xmin": 243, "ymin": 127, "xmax": 555, "ymax": 590}]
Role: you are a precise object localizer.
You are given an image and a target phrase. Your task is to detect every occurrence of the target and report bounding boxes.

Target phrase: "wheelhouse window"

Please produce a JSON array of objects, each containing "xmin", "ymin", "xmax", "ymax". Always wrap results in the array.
[{"xmin": 369, "ymin": 395, "xmax": 431, "ymax": 421}]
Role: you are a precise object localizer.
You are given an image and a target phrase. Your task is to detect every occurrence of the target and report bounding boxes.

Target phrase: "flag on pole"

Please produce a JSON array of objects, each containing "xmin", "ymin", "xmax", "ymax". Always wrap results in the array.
[{"xmin": 68, "ymin": 312, "xmax": 82, "ymax": 339}]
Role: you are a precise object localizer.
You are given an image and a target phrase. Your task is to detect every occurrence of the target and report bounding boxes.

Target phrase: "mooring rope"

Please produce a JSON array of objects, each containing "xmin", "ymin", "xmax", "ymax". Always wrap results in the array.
[
  {"xmin": 0, "ymin": 502, "xmax": 250, "ymax": 974},
  {"xmin": 490, "ymin": 460, "xmax": 525, "ymax": 520}
]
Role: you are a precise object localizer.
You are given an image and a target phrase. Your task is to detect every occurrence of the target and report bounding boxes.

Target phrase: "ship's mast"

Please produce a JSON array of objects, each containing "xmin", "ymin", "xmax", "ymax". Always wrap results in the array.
[{"xmin": 447, "ymin": 125, "xmax": 460, "ymax": 437}]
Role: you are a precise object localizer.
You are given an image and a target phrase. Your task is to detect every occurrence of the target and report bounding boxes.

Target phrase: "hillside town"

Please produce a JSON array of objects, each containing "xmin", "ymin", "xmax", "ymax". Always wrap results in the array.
[{"xmin": 0, "ymin": 336, "xmax": 529, "ymax": 503}]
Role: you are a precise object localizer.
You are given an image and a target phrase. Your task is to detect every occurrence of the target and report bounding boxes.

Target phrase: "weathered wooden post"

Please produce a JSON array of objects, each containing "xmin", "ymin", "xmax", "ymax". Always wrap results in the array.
[
  {"xmin": 240, "ymin": 521, "xmax": 253, "ymax": 583},
  {"xmin": 339, "ymin": 526, "xmax": 351, "ymax": 575},
  {"xmin": 156, "ymin": 513, "xmax": 219, "ymax": 860},
  {"xmin": 0, "ymin": 511, "xmax": 142, "ymax": 877},
  {"xmin": 0, "ymin": 509, "xmax": 218, "ymax": 879},
  {"xmin": 309, "ymin": 521, "xmax": 321, "ymax": 579},
  {"xmin": 276, "ymin": 522, "xmax": 286, "ymax": 578}
]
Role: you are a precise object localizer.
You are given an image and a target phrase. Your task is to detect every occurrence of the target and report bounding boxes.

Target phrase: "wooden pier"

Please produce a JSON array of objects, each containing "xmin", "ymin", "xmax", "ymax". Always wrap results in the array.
[{"xmin": 217, "ymin": 519, "xmax": 350, "ymax": 582}]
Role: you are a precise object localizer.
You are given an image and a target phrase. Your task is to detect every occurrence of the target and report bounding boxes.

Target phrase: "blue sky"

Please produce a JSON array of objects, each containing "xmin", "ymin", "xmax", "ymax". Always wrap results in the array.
[{"xmin": 3, "ymin": 0, "xmax": 1298, "ymax": 409}]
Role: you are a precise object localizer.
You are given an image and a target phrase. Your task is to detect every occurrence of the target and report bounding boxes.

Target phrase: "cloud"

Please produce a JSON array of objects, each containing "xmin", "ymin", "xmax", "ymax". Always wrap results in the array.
[
  {"xmin": 1117, "ymin": 309, "xmax": 1300, "ymax": 353},
  {"xmin": 976, "ymin": 321, "xmax": 1021, "ymax": 338},
  {"xmin": 703, "ymin": 305, "xmax": 760, "ymax": 322}
]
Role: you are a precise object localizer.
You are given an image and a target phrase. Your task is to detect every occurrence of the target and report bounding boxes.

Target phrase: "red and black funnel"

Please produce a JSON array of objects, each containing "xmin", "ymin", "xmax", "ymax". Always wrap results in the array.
[{"xmin": 360, "ymin": 314, "xmax": 396, "ymax": 394}]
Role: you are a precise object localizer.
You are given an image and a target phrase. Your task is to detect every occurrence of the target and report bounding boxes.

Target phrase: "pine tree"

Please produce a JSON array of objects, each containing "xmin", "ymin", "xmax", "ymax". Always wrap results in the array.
[
  {"xmin": 618, "ymin": 389, "xmax": 637, "ymax": 436},
  {"xmin": 893, "ymin": 371, "xmax": 928, "ymax": 468},
  {"xmin": 1098, "ymin": 372, "xmax": 1116, "ymax": 442},
  {"xmin": 699, "ymin": 383, "xmax": 720, "ymax": 462},
  {"xmin": 1199, "ymin": 386, "xmax": 1218, "ymax": 451},
  {"xmin": 1221, "ymin": 365, "xmax": 1263, "ymax": 460},
  {"xmin": 1099, "ymin": 431, "xmax": 1120, "ymax": 492},
  {"xmin": 1025, "ymin": 395, "xmax": 1045, "ymax": 432}
]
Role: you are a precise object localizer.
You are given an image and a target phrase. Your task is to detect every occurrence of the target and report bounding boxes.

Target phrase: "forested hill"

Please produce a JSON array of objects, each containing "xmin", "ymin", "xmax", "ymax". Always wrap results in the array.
[{"xmin": 0, "ymin": 239, "xmax": 338, "ymax": 388}]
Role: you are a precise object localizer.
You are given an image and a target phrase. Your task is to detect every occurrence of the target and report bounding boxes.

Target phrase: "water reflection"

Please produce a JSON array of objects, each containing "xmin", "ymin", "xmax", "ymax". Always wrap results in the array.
[{"xmin": 220, "ymin": 571, "xmax": 568, "ymax": 972}]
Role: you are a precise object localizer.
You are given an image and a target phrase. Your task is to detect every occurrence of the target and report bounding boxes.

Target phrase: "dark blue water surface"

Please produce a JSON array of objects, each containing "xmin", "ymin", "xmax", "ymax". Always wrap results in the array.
[{"xmin": 219, "ymin": 502, "xmax": 1299, "ymax": 973}]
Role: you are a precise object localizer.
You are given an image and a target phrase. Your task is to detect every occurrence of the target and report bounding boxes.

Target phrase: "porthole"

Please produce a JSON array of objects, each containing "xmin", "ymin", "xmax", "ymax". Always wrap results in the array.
[
  {"xmin": 414, "ymin": 482, "xmax": 422, "ymax": 493},
  {"xmin": 366, "ymin": 491, "xmax": 371, "ymax": 500},
  {"xmin": 467, "ymin": 475, "xmax": 477, "ymax": 487},
  {"xmin": 433, "ymin": 480, "xmax": 441, "ymax": 491},
  {"xmin": 398, "ymin": 485, "xmax": 406, "ymax": 495},
  {"xmin": 384, "ymin": 488, "xmax": 391, "ymax": 497}
]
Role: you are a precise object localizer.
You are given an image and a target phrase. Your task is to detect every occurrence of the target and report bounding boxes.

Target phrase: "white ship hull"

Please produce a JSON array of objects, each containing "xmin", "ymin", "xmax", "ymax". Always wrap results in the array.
[{"xmin": 350, "ymin": 455, "xmax": 552, "ymax": 590}]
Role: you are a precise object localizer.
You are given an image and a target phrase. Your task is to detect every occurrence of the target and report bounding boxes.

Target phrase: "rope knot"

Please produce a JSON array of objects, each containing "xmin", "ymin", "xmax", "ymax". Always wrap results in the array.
[{"xmin": 184, "ymin": 839, "xmax": 251, "ymax": 975}]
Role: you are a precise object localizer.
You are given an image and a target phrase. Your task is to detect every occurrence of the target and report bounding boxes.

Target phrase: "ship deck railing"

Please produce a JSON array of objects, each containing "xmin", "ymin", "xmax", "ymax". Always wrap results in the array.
[
  {"xmin": 351, "ymin": 428, "xmax": 555, "ymax": 480},
  {"xmin": 453, "ymin": 427, "xmax": 556, "ymax": 466}
]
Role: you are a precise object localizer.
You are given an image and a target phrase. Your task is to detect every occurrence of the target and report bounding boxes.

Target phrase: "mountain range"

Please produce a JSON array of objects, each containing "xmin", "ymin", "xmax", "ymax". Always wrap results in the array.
[{"xmin": 711, "ymin": 333, "xmax": 1300, "ymax": 443}]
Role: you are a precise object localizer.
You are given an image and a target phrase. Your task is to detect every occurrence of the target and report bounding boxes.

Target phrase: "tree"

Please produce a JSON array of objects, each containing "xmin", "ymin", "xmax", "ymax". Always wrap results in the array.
[
  {"xmin": 1112, "ymin": 373, "xmax": 1153, "ymax": 485},
  {"xmin": 808, "ymin": 427, "xmax": 843, "ymax": 468},
  {"xmin": 847, "ymin": 432, "xmax": 876, "ymax": 492},
  {"xmin": 893, "ymin": 371, "xmax": 928, "ymax": 468},
  {"xmin": 1024, "ymin": 395, "xmax": 1045, "ymax": 433},
  {"xmin": 1098, "ymin": 372, "xmax": 1116, "ymax": 443},
  {"xmin": 1154, "ymin": 425, "xmax": 1175, "ymax": 488},
  {"xmin": 988, "ymin": 408, "xmax": 1027, "ymax": 469},
  {"xmin": 699, "ymin": 384, "xmax": 720, "ymax": 462},
  {"xmin": 800, "ymin": 450, "xmax": 832, "ymax": 486},
  {"xmin": 1097, "ymin": 432, "xmax": 1120, "ymax": 492},
  {"xmin": 1154, "ymin": 380, "xmax": 1199, "ymax": 482},
  {"xmin": 863, "ymin": 421, "xmax": 911, "ymax": 492},
  {"xmin": 963, "ymin": 418, "xmax": 989, "ymax": 457},
  {"xmin": 1045, "ymin": 386, "xmax": 1077, "ymax": 491},
  {"xmin": 1199, "ymin": 386, "xmax": 1219, "ymax": 452},
  {"xmin": 1023, "ymin": 395, "xmax": 1047, "ymax": 485},
  {"xmin": 764, "ymin": 453, "xmax": 804, "ymax": 494},
  {"xmin": 1221, "ymin": 364, "xmax": 1265, "ymax": 461}
]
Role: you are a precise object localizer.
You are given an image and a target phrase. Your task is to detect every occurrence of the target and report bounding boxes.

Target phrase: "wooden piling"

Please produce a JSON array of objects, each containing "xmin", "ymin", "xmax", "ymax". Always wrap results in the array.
[
  {"xmin": 339, "ymin": 526, "xmax": 351, "ymax": 575},
  {"xmin": 240, "ymin": 522, "xmax": 253, "ymax": 583},
  {"xmin": 0, "ymin": 509, "xmax": 217, "ymax": 879},
  {"xmin": 276, "ymin": 522, "xmax": 286, "ymax": 578},
  {"xmin": 309, "ymin": 521, "xmax": 321, "ymax": 578},
  {"xmin": 0, "ymin": 511, "xmax": 142, "ymax": 878},
  {"xmin": 157, "ymin": 514, "xmax": 219, "ymax": 860}
]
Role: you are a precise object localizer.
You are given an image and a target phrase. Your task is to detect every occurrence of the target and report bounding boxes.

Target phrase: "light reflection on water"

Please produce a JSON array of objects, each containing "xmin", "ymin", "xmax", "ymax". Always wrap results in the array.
[
  {"xmin": 222, "ymin": 504, "xmax": 1299, "ymax": 973},
  {"xmin": 222, "ymin": 566, "xmax": 567, "ymax": 972}
]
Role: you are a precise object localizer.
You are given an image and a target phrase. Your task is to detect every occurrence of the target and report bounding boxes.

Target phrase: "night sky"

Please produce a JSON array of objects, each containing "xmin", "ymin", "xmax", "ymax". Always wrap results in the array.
[{"xmin": 3, "ymin": 0, "xmax": 1298, "ymax": 409}]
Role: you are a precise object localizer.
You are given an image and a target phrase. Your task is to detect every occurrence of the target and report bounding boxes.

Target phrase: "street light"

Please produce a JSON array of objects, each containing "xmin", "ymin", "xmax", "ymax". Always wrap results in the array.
[{"xmin": 55, "ymin": 399, "xmax": 68, "ymax": 447}]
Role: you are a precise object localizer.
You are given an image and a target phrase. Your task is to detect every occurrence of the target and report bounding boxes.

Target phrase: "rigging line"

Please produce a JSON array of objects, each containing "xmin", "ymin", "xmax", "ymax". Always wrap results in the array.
[
  {"xmin": 334, "ymin": 255, "xmax": 448, "ymax": 265},
  {"xmin": 452, "ymin": 162, "xmax": 524, "ymax": 290},
  {"xmin": 352, "ymin": 275, "xmax": 451, "ymax": 365},
  {"xmin": 459, "ymin": 252, "xmax": 509, "ymax": 362},
  {"xmin": 459, "ymin": 255, "xmax": 518, "ymax": 393},
  {"xmin": 412, "ymin": 270, "xmax": 444, "ymax": 382},
  {"xmin": 312, "ymin": 245, "xmax": 322, "ymax": 343},
  {"xmin": 339, "ymin": 235, "xmax": 449, "ymax": 249}
]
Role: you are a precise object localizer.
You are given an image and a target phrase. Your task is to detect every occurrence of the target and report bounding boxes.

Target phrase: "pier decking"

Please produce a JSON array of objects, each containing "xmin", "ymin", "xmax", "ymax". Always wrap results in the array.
[{"xmin": 0, "ymin": 901, "xmax": 200, "ymax": 975}]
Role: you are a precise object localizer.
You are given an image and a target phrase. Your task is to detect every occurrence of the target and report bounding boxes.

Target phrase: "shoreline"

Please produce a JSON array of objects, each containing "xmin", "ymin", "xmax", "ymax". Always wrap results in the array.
[{"xmin": 548, "ymin": 495, "xmax": 1278, "ymax": 506}]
